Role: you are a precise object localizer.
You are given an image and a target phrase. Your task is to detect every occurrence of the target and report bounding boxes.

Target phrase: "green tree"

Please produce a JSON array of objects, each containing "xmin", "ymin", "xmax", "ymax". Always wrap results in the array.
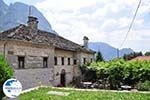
[
  {"xmin": 96, "ymin": 51, "xmax": 104, "ymax": 62},
  {"xmin": 145, "ymin": 52, "xmax": 150, "ymax": 56},
  {"xmin": 86, "ymin": 59, "xmax": 150, "ymax": 90},
  {"xmin": 123, "ymin": 54, "xmax": 128, "ymax": 61},
  {"xmin": 138, "ymin": 51, "xmax": 143, "ymax": 56},
  {"xmin": 0, "ymin": 54, "xmax": 13, "ymax": 98},
  {"xmin": 123, "ymin": 52, "xmax": 143, "ymax": 60}
]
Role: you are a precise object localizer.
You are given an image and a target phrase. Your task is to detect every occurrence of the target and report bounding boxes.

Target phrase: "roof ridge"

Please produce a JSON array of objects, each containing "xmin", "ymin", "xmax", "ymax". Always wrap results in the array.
[
  {"xmin": 1, "ymin": 24, "xmax": 26, "ymax": 33},
  {"xmin": 0, "ymin": 24, "xmax": 95, "ymax": 53}
]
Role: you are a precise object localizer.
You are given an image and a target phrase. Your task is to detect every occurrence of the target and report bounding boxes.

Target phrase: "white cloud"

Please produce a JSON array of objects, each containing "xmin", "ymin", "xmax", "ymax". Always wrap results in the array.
[
  {"xmin": 36, "ymin": 0, "xmax": 100, "ymax": 12},
  {"xmin": 101, "ymin": 19, "xmax": 117, "ymax": 30},
  {"xmin": 139, "ymin": 5, "xmax": 150, "ymax": 14},
  {"xmin": 35, "ymin": 0, "xmax": 150, "ymax": 52}
]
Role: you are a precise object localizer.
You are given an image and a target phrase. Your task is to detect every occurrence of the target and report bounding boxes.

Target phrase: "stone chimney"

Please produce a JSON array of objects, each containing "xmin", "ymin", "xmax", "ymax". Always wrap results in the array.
[
  {"xmin": 27, "ymin": 16, "xmax": 38, "ymax": 35},
  {"xmin": 83, "ymin": 36, "xmax": 89, "ymax": 48}
]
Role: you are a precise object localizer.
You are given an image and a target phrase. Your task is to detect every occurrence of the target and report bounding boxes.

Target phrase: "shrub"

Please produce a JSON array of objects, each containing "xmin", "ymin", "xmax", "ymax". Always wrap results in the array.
[
  {"xmin": 84, "ymin": 59, "xmax": 150, "ymax": 90},
  {"xmin": 0, "ymin": 54, "xmax": 13, "ymax": 98},
  {"xmin": 137, "ymin": 81, "xmax": 150, "ymax": 91},
  {"xmin": 80, "ymin": 65, "xmax": 97, "ymax": 82}
]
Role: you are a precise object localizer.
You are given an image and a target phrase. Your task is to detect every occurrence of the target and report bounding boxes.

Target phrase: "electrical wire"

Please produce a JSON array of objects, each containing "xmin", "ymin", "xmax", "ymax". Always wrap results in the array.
[{"xmin": 118, "ymin": 0, "xmax": 142, "ymax": 49}]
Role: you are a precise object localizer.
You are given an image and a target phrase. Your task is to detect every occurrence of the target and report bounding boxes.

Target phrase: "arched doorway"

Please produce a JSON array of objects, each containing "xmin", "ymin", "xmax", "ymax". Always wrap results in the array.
[{"xmin": 60, "ymin": 69, "xmax": 66, "ymax": 87}]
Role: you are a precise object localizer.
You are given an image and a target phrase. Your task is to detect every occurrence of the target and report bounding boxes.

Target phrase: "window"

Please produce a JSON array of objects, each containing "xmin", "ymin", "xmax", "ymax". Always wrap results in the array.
[
  {"xmin": 43, "ymin": 57, "xmax": 48, "ymax": 68},
  {"xmin": 61, "ymin": 57, "xmax": 64, "ymax": 65},
  {"xmin": 73, "ymin": 59, "xmax": 77, "ymax": 65},
  {"xmin": 91, "ymin": 58, "xmax": 93, "ymax": 63},
  {"xmin": 68, "ymin": 58, "xmax": 70, "ymax": 65},
  {"xmin": 83, "ymin": 58, "xmax": 86, "ymax": 64},
  {"xmin": 54, "ymin": 57, "xmax": 57, "ymax": 65},
  {"xmin": 18, "ymin": 56, "xmax": 25, "ymax": 69}
]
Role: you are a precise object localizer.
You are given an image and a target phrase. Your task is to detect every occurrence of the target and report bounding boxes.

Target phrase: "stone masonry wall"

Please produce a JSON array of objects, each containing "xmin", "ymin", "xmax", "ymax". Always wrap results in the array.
[
  {"xmin": 0, "ymin": 40, "xmax": 95, "ymax": 89},
  {"xmin": 53, "ymin": 49, "xmax": 75, "ymax": 86},
  {"xmin": 14, "ymin": 68, "xmax": 53, "ymax": 89},
  {"xmin": 0, "ymin": 40, "xmax": 55, "ymax": 89},
  {"xmin": 77, "ymin": 52, "xmax": 95, "ymax": 65},
  {"xmin": 5, "ymin": 40, "xmax": 54, "ymax": 69}
]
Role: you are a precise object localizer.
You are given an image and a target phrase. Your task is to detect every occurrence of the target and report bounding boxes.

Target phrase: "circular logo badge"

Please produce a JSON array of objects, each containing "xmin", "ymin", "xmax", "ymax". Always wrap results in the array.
[{"xmin": 3, "ymin": 79, "xmax": 22, "ymax": 98}]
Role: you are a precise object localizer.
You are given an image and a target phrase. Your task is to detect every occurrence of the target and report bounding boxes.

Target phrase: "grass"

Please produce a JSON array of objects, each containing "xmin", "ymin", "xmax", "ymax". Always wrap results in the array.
[{"xmin": 19, "ymin": 87, "xmax": 150, "ymax": 100}]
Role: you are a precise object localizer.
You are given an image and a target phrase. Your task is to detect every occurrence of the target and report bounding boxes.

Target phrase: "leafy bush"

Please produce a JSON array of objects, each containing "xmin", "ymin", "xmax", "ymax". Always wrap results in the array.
[
  {"xmin": 137, "ymin": 81, "xmax": 150, "ymax": 91},
  {"xmin": 80, "ymin": 65, "xmax": 97, "ymax": 82},
  {"xmin": 0, "ymin": 54, "xmax": 13, "ymax": 98},
  {"xmin": 81, "ymin": 59, "xmax": 150, "ymax": 89}
]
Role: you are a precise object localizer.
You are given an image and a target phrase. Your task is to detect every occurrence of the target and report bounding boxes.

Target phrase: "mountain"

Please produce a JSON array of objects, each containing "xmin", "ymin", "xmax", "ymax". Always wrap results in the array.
[
  {"xmin": 89, "ymin": 42, "xmax": 134, "ymax": 61},
  {"xmin": 119, "ymin": 48, "xmax": 134, "ymax": 57},
  {"xmin": 0, "ymin": 0, "xmax": 56, "ymax": 33},
  {"xmin": 0, "ymin": 0, "xmax": 8, "ymax": 16}
]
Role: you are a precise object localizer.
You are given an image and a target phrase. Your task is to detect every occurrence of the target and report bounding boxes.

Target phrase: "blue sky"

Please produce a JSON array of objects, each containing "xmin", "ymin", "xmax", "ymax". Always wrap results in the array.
[{"xmin": 4, "ymin": 0, "xmax": 150, "ymax": 52}]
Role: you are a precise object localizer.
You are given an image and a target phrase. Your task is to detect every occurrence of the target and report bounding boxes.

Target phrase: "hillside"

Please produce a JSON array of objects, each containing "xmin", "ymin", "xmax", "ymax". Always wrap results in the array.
[
  {"xmin": 0, "ymin": 0, "xmax": 56, "ymax": 33},
  {"xmin": 89, "ymin": 42, "xmax": 134, "ymax": 60}
]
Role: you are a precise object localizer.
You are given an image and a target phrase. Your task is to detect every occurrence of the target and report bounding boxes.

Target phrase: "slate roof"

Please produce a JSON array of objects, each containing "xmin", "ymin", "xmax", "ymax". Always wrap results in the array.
[{"xmin": 0, "ymin": 24, "xmax": 95, "ymax": 53}]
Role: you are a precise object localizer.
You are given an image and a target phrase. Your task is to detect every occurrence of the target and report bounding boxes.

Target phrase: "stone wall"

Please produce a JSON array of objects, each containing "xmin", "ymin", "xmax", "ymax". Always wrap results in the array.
[
  {"xmin": 53, "ymin": 66, "xmax": 74, "ymax": 86},
  {"xmin": 3, "ymin": 40, "xmax": 54, "ymax": 69},
  {"xmin": 14, "ymin": 68, "xmax": 53, "ymax": 90},
  {"xmin": 0, "ymin": 40, "xmax": 55, "ymax": 89},
  {"xmin": 0, "ymin": 40, "xmax": 95, "ymax": 89},
  {"xmin": 53, "ymin": 48, "xmax": 75, "ymax": 86},
  {"xmin": 53, "ymin": 49, "xmax": 95, "ymax": 86},
  {"xmin": 77, "ymin": 52, "xmax": 95, "ymax": 65},
  {"xmin": 0, "ymin": 41, "xmax": 4, "ymax": 54}
]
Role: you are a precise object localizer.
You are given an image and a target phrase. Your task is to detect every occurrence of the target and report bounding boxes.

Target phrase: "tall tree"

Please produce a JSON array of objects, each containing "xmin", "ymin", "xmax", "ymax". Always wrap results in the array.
[
  {"xmin": 123, "ymin": 54, "xmax": 127, "ymax": 61},
  {"xmin": 123, "ymin": 52, "xmax": 143, "ymax": 60},
  {"xmin": 96, "ymin": 51, "xmax": 104, "ymax": 62},
  {"xmin": 145, "ymin": 52, "xmax": 150, "ymax": 56}
]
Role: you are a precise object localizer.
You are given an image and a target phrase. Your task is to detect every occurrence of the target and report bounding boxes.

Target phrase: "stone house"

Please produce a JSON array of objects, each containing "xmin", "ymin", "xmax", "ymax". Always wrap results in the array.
[{"xmin": 0, "ymin": 16, "xmax": 95, "ymax": 89}]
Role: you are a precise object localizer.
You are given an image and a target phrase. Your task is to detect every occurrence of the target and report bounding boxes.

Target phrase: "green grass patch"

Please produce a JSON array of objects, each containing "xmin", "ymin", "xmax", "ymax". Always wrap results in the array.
[{"xmin": 19, "ymin": 87, "xmax": 150, "ymax": 100}]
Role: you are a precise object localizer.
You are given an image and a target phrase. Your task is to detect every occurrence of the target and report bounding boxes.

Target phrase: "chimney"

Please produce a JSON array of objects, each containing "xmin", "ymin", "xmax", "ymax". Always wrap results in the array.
[
  {"xmin": 83, "ymin": 36, "xmax": 89, "ymax": 48},
  {"xmin": 27, "ymin": 16, "xmax": 38, "ymax": 35}
]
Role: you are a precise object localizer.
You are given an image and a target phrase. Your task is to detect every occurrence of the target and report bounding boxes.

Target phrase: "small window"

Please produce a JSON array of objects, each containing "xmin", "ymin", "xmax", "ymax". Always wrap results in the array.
[
  {"xmin": 18, "ymin": 56, "xmax": 25, "ymax": 69},
  {"xmin": 54, "ymin": 57, "xmax": 57, "ymax": 65},
  {"xmin": 83, "ymin": 58, "xmax": 86, "ymax": 64},
  {"xmin": 91, "ymin": 58, "xmax": 93, "ymax": 62},
  {"xmin": 74, "ymin": 59, "xmax": 77, "ymax": 65},
  {"xmin": 43, "ymin": 57, "xmax": 48, "ymax": 68},
  {"xmin": 68, "ymin": 58, "xmax": 70, "ymax": 65},
  {"xmin": 61, "ymin": 57, "xmax": 64, "ymax": 65}
]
